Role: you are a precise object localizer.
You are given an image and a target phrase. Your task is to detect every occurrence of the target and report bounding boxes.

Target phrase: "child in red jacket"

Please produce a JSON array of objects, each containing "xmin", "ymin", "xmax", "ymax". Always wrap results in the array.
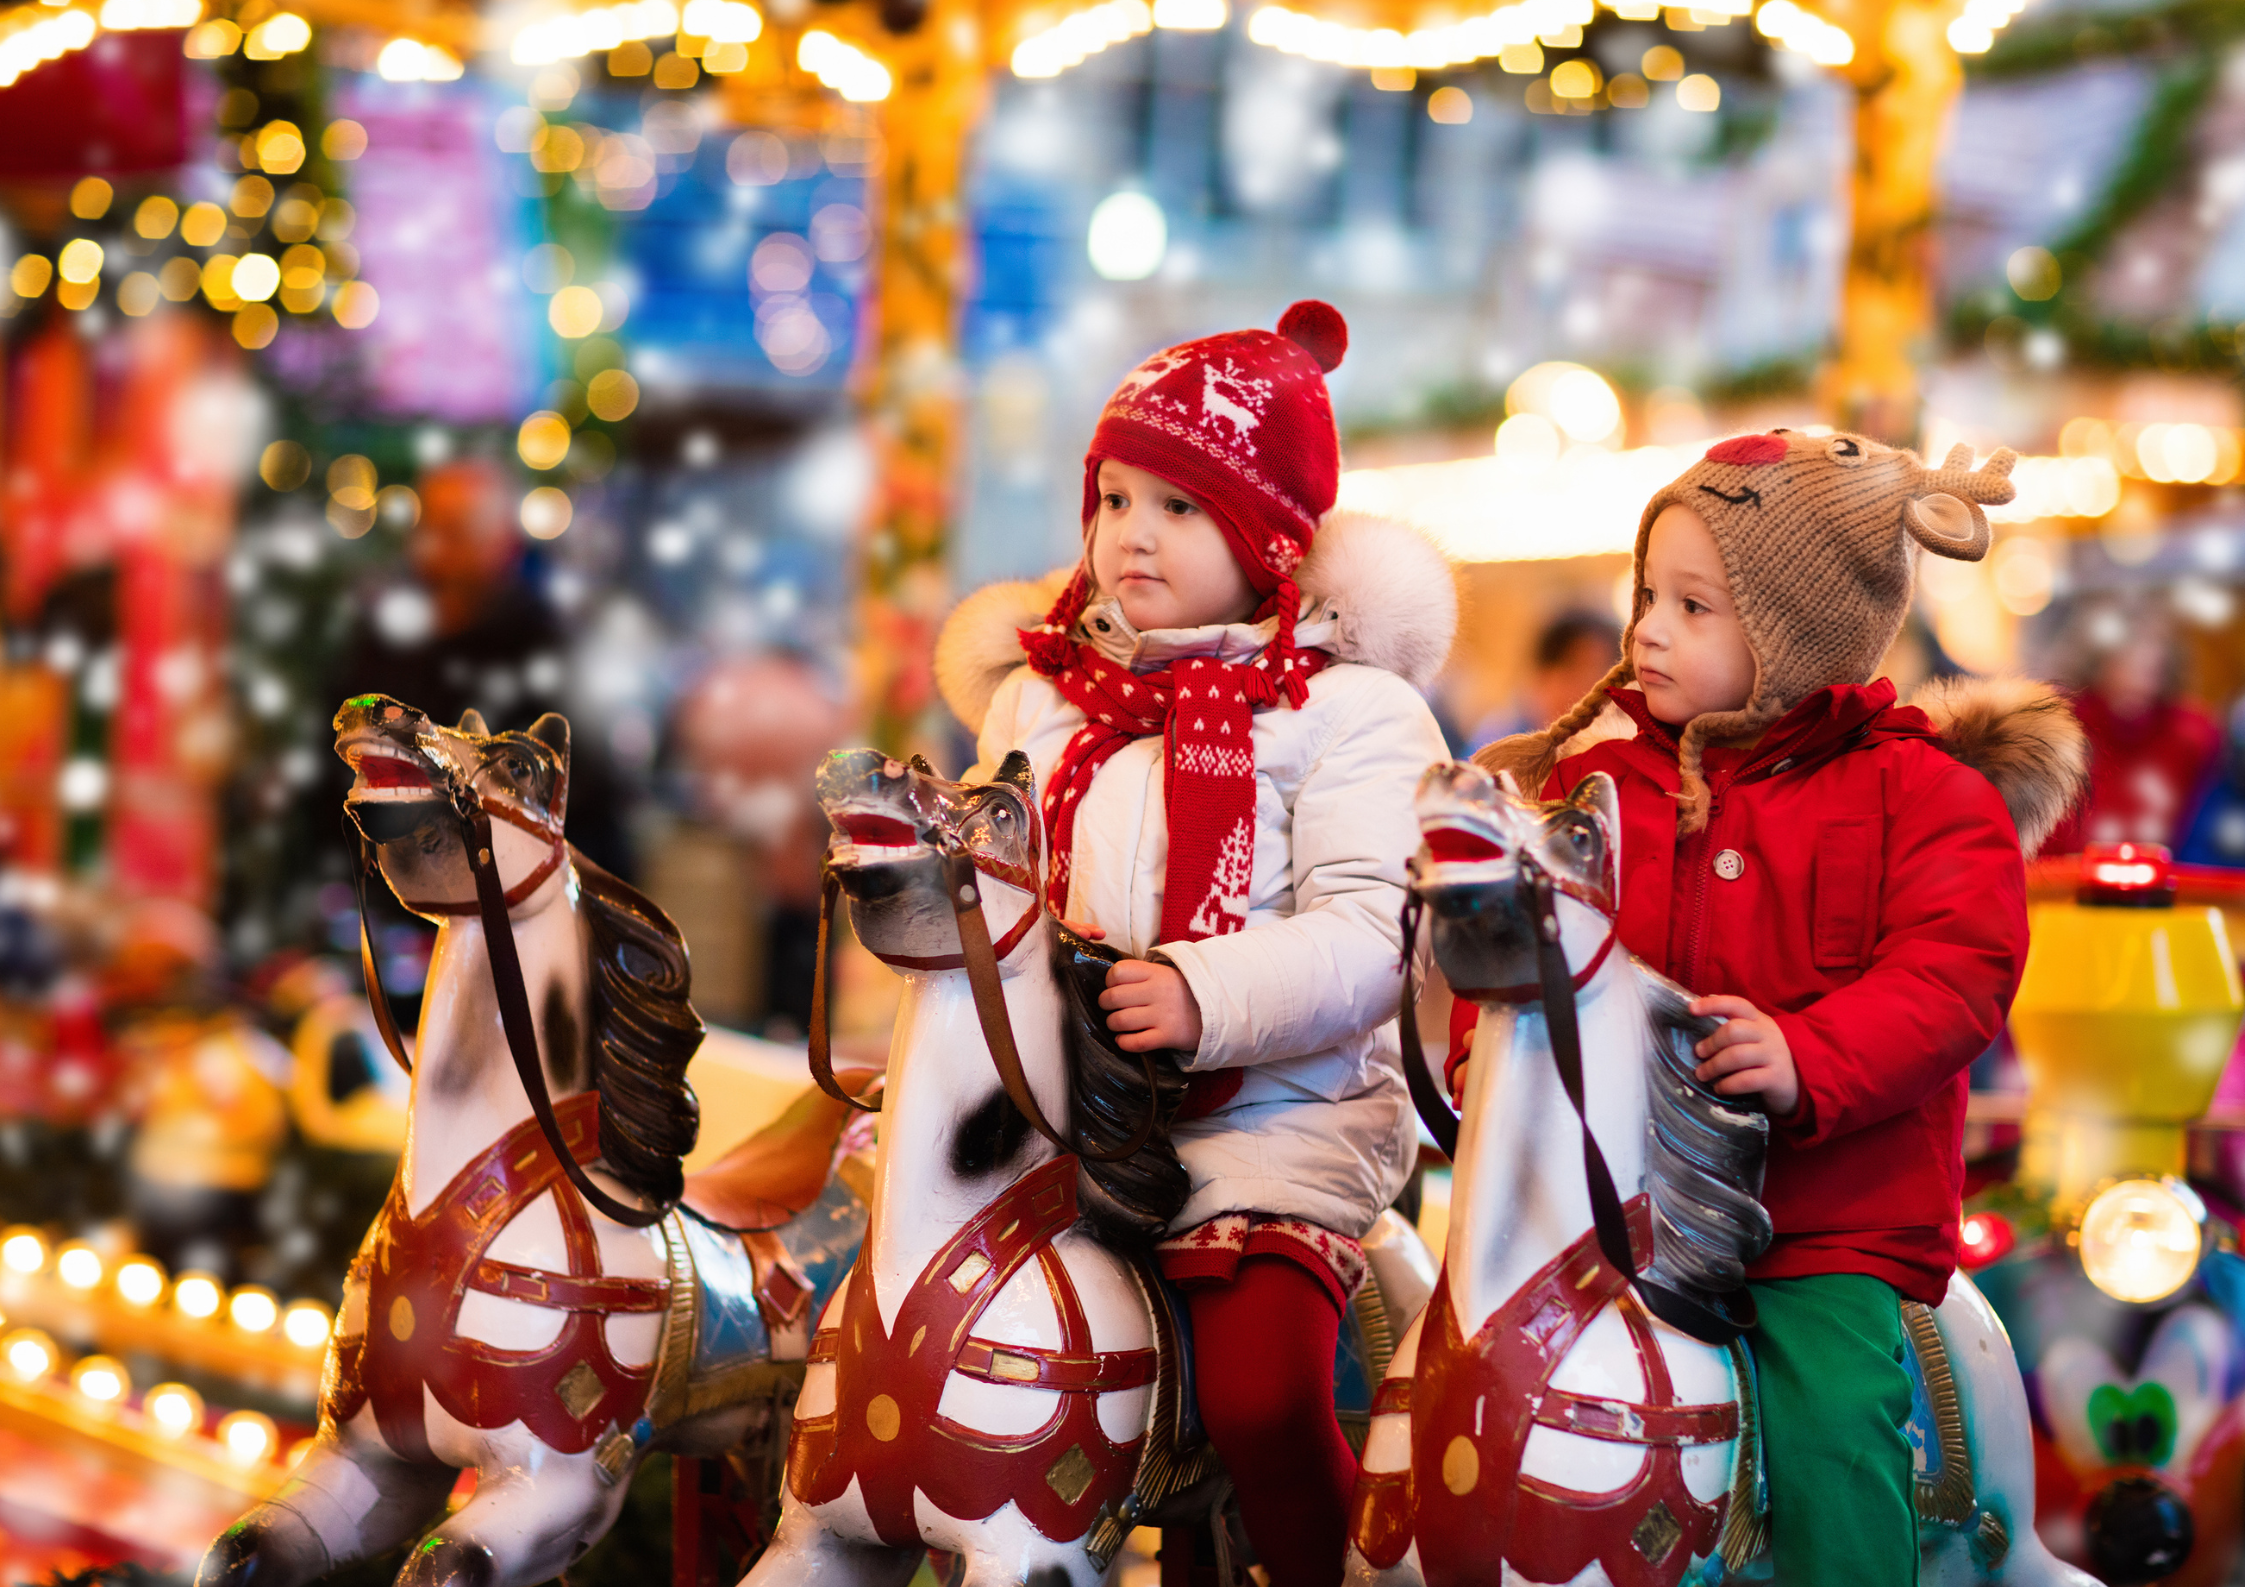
[{"xmin": 1460, "ymin": 430, "xmax": 2084, "ymax": 1583}]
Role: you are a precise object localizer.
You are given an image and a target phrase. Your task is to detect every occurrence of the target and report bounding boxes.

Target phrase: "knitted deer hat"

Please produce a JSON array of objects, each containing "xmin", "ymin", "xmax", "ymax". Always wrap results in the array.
[{"xmin": 1491, "ymin": 429, "xmax": 2019, "ymax": 831}]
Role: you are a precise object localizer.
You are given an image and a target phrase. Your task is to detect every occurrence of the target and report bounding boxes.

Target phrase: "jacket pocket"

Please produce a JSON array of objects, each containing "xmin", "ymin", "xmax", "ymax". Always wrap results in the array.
[{"xmin": 1811, "ymin": 819, "xmax": 1879, "ymax": 970}]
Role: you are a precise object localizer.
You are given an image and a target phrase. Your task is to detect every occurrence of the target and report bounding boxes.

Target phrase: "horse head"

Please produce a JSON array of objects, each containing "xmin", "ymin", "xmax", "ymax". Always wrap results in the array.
[
  {"xmin": 334, "ymin": 694, "xmax": 570, "ymax": 921},
  {"xmin": 1409, "ymin": 761, "xmax": 1620, "ymax": 1002},
  {"xmin": 1411, "ymin": 759, "xmax": 1774, "ymax": 1340},
  {"xmin": 815, "ymin": 748, "xmax": 1044, "ymax": 972}
]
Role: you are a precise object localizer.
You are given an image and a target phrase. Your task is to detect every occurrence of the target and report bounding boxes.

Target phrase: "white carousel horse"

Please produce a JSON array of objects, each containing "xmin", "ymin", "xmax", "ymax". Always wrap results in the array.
[
  {"xmin": 197, "ymin": 695, "xmax": 868, "ymax": 1587},
  {"xmin": 748, "ymin": 749, "xmax": 1434, "ymax": 1587},
  {"xmin": 1345, "ymin": 764, "xmax": 2094, "ymax": 1587}
]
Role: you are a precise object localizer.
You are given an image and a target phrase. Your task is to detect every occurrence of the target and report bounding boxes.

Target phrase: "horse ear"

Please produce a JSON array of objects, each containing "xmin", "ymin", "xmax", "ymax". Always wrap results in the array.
[
  {"xmin": 993, "ymin": 750, "xmax": 1034, "ymax": 793},
  {"xmin": 909, "ymin": 753, "xmax": 941, "ymax": 777},
  {"xmin": 456, "ymin": 708, "xmax": 490, "ymax": 736},
  {"xmin": 1570, "ymin": 770, "xmax": 1622, "ymax": 884},
  {"xmin": 526, "ymin": 712, "xmax": 571, "ymax": 768}
]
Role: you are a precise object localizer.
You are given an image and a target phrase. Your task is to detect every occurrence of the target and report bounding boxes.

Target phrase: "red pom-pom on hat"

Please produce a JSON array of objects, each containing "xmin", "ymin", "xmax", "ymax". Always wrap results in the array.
[{"xmin": 1277, "ymin": 300, "xmax": 1347, "ymax": 373}]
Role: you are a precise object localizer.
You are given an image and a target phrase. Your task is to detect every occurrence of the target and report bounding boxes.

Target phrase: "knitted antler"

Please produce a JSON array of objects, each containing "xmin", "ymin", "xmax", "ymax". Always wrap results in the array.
[
  {"xmin": 1921, "ymin": 444, "xmax": 2019, "ymax": 507},
  {"xmin": 1902, "ymin": 444, "xmax": 2013, "ymax": 563}
]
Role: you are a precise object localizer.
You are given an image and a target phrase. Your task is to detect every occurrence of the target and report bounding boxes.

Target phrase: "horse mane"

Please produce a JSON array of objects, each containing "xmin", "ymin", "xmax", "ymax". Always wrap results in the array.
[
  {"xmin": 1050, "ymin": 923, "xmax": 1190, "ymax": 1248},
  {"xmin": 575, "ymin": 849, "xmax": 705, "ymax": 1207},
  {"xmin": 1636, "ymin": 970, "xmax": 1774, "ymax": 1304}
]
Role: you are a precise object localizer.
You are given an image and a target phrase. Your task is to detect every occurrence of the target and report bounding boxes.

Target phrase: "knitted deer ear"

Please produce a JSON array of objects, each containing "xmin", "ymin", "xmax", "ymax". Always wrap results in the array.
[
  {"xmin": 1904, "ymin": 493, "xmax": 1992, "ymax": 561},
  {"xmin": 1905, "ymin": 443, "xmax": 2015, "ymax": 562}
]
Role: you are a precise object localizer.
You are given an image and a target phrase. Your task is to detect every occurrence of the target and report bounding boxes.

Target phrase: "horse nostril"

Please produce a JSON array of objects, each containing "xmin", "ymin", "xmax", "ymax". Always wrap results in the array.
[{"xmin": 2086, "ymin": 1475, "xmax": 2194, "ymax": 1585}]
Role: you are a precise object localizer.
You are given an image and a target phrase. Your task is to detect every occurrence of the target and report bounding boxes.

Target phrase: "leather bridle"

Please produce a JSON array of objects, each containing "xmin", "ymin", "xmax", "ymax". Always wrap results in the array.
[
  {"xmin": 1398, "ymin": 853, "xmax": 1638, "ymax": 1285},
  {"xmin": 806, "ymin": 843, "xmax": 1159, "ymax": 1165},
  {"xmin": 350, "ymin": 771, "xmax": 668, "ymax": 1230},
  {"xmin": 1399, "ymin": 848, "xmax": 1747, "ymax": 1346}
]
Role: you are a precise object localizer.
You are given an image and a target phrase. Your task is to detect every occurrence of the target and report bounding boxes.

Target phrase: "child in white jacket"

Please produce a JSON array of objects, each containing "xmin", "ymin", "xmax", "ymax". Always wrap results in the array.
[{"xmin": 935, "ymin": 302, "xmax": 1453, "ymax": 1587}]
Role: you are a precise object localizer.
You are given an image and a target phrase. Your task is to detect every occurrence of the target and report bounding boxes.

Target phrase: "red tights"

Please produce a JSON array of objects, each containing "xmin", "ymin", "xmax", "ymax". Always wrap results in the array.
[{"xmin": 1185, "ymin": 1255, "xmax": 1356, "ymax": 1587}]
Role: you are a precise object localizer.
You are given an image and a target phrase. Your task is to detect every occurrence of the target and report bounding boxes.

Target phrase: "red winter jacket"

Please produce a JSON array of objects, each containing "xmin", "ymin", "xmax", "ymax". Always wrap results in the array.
[{"xmin": 1452, "ymin": 680, "xmax": 2030, "ymax": 1304}]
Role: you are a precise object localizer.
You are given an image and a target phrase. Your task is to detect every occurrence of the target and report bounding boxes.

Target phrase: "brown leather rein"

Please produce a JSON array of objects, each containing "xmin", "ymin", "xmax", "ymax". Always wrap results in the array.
[
  {"xmin": 806, "ymin": 848, "xmax": 1160, "ymax": 1165},
  {"xmin": 350, "ymin": 787, "xmax": 668, "ymax": 1230}
]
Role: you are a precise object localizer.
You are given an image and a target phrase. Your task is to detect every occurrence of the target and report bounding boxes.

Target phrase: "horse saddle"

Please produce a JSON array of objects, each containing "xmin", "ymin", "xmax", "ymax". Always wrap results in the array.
[
  {"xmin": 1720, "ymin": 1297, "xmax": 2012, "ymax": 1575},
  {"xmin": 680, "ymin": 1067, "xmax": 879, "ymax": 1232},
  {"xmin": 1085, "ymin": 1253, "xmax": 1400, "ymax": 1570}
]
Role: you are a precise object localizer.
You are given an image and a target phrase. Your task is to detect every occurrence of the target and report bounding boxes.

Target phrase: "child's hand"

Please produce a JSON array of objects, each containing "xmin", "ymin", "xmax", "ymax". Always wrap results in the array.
[
  {"xmin": 1057, "ymin": 917, "xmax": 1107, "ymax": 941},
  {"xmin": 1688, "ymin": 995, "xmax": 1799, "ymax": 1116},
  {"xmin": 1099, "ymin": 960, "xmax": 1203, "ymax": 1053}
]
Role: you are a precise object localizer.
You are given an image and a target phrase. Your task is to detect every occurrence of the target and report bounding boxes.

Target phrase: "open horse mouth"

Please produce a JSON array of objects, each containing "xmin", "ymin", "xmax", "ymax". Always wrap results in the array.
[
  {"xmin": 826, "ymin": 808, "xmax": 932, "ymax": 864},
  {"xmin": 1412, "ymin": 766, "xmax": 1520, "ymax": 885},
  {"xmin": 335, "ymin": 697, "xmax": 455, "ymax": 844},
  {"xmin": 817, "ymin": 750, "xmax": 942, "ymax": 871}
]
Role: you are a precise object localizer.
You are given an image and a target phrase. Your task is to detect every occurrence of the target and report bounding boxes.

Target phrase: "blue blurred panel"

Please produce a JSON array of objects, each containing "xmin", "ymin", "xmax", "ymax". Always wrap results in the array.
[
  {"xmin": 622, "ymin": 138, "xmax": 868, "ymax": 396},
  {"xmin": 964, "ymin": 170, "xmax": 1072, "ymax": 363}
]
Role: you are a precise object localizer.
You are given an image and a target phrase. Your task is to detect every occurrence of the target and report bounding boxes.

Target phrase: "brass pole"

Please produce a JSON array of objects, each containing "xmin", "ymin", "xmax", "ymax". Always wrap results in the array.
[{"xmin": 1825, "ymin": 0, "xmax": 1962, "ymax": 444}]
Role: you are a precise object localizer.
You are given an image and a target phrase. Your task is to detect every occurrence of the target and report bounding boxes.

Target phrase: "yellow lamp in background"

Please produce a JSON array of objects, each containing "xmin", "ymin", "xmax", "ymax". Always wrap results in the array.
[
  {"xmin": 282, "ymin": 1300, "xmax": 332, "ymax": 1350},
  {"xmin": 145, "ymin": 1381, "xmax": 204, "ymax": 1437},
  {"xmin": 2078, "ymin": 1177, "xmax": 2206, "ymax": 1304},
  {"xmin": 54, "ymin": 1242, "xmax": 100, "ymax": 1290},
  {"xmin": 218, "ymin": 1409, "xmax": 277, "ymax": 1466},
  {"xmin": 2, "ymin": 1328, "xmax": 54, "ymax": 1382},
  {"xmin": 114, "ymin": 1257, "xmax": 166, "ymax": 1306},
  {"xmin": 173, "ymin": 1272, "xmax": 223, "ymax": 1320},
  {"xmin": 229, "ymin": 1285, "xmax": 279, "ymax": 1334},
  {"xmin": 70, "ymin": 1354, "xmax": 129, "ymax": 1405},
  {"xmin": 2010, "ymin": 844, "xmax": 2245, "ymax": 1213},
  {"xmin": 1, "ymin": 1228, "xmax": 47, "ymax": 1275}
]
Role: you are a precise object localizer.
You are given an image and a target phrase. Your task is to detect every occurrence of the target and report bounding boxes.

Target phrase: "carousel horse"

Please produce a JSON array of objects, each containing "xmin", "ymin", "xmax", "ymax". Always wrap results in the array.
[
  {"xmin": 1346, "ymin": 764, "xmax": 2094, "ymax": 1587},
  {"xmin": 747, "ymin": 749, "xmax": 1435, "ymax": 1587},
  {"xmin": 197, "ymin": 696, "xmax": 868, "ymax": 1587}
]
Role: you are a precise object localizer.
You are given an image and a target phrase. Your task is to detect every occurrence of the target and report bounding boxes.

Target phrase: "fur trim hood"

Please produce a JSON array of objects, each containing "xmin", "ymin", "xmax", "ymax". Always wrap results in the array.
[
  {"xmin": 1479, "ymin": 674, "xmax": 2086, "ymax": 859},
  {"xmin": 936, "ymin": 510, "xmax": 1459, "ymax": 734},
  {"xmin": 1911, "ymin": 675, "xmax": 2086, "ymax": 860}
]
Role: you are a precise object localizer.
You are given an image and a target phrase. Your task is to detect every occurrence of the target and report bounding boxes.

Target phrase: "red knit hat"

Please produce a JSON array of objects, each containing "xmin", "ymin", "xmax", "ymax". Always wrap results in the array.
[{"xmin": 1026, "ymin": 301, "xmax": 1349, "ymax": 704}]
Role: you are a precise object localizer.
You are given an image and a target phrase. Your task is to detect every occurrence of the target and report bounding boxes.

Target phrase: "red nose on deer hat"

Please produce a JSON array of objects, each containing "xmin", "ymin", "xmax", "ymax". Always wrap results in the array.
[
  {"xmin": 1277, "ymin": 299, "xmax": 1348, "ymax": 373},
  {"xmin": 1704, "ymin": 432, "xmax": 1790, "ymax": 466}
]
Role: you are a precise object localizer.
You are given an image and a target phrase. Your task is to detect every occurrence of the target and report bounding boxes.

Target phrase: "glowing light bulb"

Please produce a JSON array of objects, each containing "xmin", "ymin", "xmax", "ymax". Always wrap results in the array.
[
  {"xmin": 229, "ymin": 1286, "xmax": 279, "ymax": 1334},
  {"xmin": 2079, "ymin": 1178, "xmax": 2203, "ymax": 1304},
  {"xmin": 173, "ymin": 1273, "xmax": 222, "ymax": 1320},
  {"xmin": 218, "ymin": 1409, "xmax": 277, "ymax": 1466},
  {"xmin": 1, "ymin": 1230, "xmax": 48, "ymax": 1275},
  {"xmin": 282, "ymin": 1302, "xmax": 332, "ymax": 1350},
  {"xmin": 3, "ymin": 1329, "xmax": 54, "ymax": 1382},
  {"xmin": 145, "ymin": 1382, "xmax": 204, "ymax": 1437},
  {"xmin": 54, "ymin": 1244, "xmax": 101, "ymax": 1290},
  {"xmin": 115, "ymin": 1258, "xmax": 165, "ymax": 1307},
  {"xmin": 70, "ymin": 1355, "xmax": 128, "ymax": 1403}
]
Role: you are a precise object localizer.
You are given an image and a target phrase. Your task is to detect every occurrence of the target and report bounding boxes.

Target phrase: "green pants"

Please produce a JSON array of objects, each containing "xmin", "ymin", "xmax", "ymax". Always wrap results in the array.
[{"xmin": 1746, "ymin": 1274, "xmax": 1917, "ymax": 1587}]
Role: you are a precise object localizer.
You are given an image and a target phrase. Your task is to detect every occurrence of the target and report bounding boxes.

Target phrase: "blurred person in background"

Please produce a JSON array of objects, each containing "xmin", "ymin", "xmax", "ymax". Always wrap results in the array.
[
  {"xmin": 1467, "ymin": 609, "xmax": 1621, "ymax": 751},
  {"xmin": 2043, "ymin": 600, "xmax": 2219, "ymax": 855},
  {"xmin": 331, "ymin": 456, "xmax": 627, "ymax": 876},
  {"xmin": 672, "ymin": 654, "xmax": 850, "ymax": 1036},
  {"xmin": 2178, "ymin": 696, "xmax": 2245, "ymax": 867}
]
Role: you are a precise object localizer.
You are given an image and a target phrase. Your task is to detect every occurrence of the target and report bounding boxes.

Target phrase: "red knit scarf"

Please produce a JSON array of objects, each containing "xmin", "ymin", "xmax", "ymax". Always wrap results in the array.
[{"xmin": 1023, "ymin": 630, "xmax": 1327, "ymax": 947}]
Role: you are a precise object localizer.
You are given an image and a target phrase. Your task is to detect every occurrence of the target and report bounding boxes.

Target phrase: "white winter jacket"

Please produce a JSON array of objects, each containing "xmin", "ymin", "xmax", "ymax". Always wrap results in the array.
[{"xmin": 936, "ymin": 512, "xmax": 1457, "ymax": 1238}]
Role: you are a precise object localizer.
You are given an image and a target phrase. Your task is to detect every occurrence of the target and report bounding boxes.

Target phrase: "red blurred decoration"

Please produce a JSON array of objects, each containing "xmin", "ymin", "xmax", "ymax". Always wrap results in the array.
[
  {"xmin": 1957, "ymin": 1210, "xmax": 2016, "ymax": 1270},
  {"xmin": 0, "ymin": 30, "xmax": 184, "ymax": 178},
  {"xmin": 2078, "ymin": 841, "xmax": 2179, "ymax": 906}
]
